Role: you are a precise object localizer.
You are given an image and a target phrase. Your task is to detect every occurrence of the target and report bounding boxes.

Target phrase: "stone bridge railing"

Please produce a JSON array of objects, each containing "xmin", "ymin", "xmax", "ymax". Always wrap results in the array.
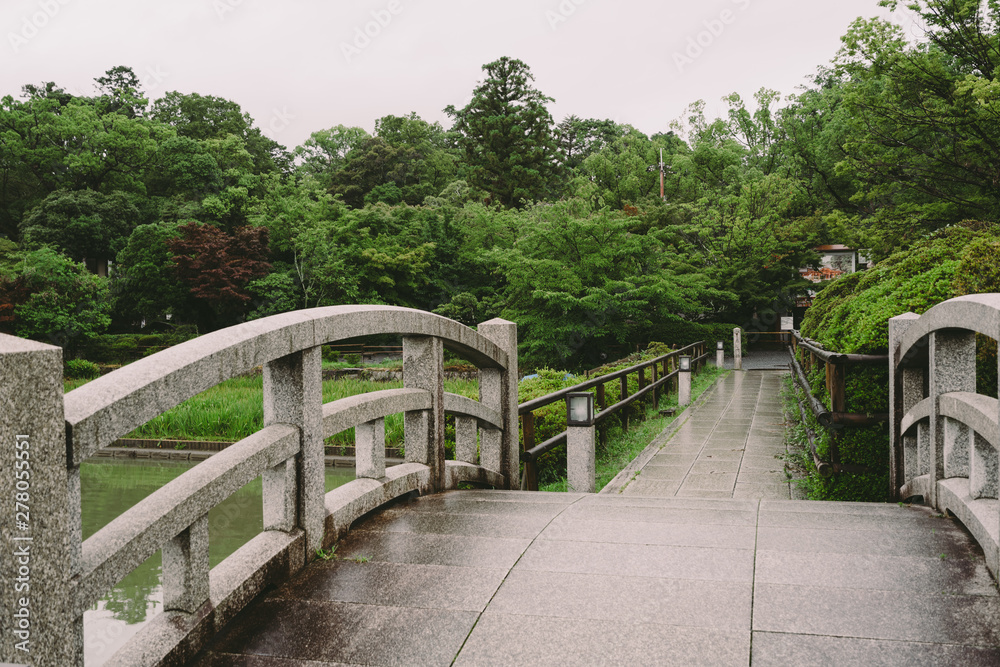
[
  {"xmin": 0, "ymin": 306, "xmax": 518, "ymax": 666},
  {"xmin": 890, "ymin": 294, "xmax": 1000, "ymax": 579}
]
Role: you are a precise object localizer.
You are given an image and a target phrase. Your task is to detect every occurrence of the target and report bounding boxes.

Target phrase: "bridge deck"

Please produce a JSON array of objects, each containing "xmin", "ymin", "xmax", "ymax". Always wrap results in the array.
[{"xmin": 194, "ymin": 370, "xmax": 1000, "ymax": 666}]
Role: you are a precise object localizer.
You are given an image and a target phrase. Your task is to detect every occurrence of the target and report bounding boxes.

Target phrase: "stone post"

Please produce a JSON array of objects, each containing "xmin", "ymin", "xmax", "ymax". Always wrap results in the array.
[
  {"xmin": 0, "ymin": 335, "xmax": 82, "ymax": 665},
  {"xmin": 477, "ymin": 319, "xmax": 519, "ymax": 490},
  {"xmin": 567, "ymin": 424, "xmax": 596, "ymax": 493},
  {"xmin": 733, "ymin": 328, "xmax": 743, "ymax": 371},
  {"xmin": 264, "ymin": 347, "xmax": 323, "ymax": 559},
  {"xmin": 404, "ymin": 336, "xmax": 445, "ymax": 491},
  {"xmin": 889, "ymin": 313, "xmax": 921, "ymax": 499},
  {"xmin": 355, "ymin": 418, "xmax": 386, "ymax": 479},
  {"xmin": 679, "ymin": 358, "xmax": 692, "ymax": 407},
  {"xmin": 928, "ymin": 330, "xmax": 976, "ymax": 507},
  {"xmin": 716, "ymin": 341, "xmax": 725, "ymax": 368}
]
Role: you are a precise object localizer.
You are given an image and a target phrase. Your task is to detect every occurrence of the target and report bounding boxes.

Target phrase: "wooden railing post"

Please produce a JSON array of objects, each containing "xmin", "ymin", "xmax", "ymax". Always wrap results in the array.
[
  {"xmin": 264, "ymin": 346, "xmax": 324, "ymax": 559},
  {"xmin": 477, "ymin": 319, "xmax": 519, "ymax": 490},
  {"xmin": 621, "ymin": 374, "xmax": 630, "ymax": 432},
  {"xmin": 596, "ymin": 384, "xmax": 607, "ymax": 448},
  {"xmin": 0, "ymin": 336, "xmax": 82, "ymax": 665},
  {"xmin": 521, "ymin": 413, "xmax": 538, "ymax": 491}
]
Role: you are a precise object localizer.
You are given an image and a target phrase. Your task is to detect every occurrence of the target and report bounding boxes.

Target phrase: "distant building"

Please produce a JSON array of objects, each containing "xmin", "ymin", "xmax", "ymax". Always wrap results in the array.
[{"xmin": 794, "ymin": 245, "xmax": 870, "ymax": 312}]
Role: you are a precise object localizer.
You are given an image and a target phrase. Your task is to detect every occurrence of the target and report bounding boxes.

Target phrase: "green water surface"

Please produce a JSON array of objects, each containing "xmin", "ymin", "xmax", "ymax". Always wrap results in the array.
[{"xmin": 81, "ymin": 459, "xmax": 354, "ymax": 665}]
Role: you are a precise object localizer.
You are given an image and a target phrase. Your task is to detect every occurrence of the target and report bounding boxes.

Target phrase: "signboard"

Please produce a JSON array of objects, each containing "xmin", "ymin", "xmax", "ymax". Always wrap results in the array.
[{"xmin": 780, "ymin": 316, "xmax": 794, "ymax": 331}]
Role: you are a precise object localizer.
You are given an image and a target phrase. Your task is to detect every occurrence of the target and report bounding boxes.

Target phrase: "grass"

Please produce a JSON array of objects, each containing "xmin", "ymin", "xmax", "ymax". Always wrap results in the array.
[{"xmin": 539, "ymin": 365, "xmax": 730, "ymax": 493}]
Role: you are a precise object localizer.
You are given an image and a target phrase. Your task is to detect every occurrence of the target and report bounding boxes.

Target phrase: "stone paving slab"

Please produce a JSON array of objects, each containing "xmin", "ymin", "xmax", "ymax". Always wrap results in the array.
[
  {"xmin": 193, "ymin": 492, "xmax": 1000, "ymax": 665},
  {"xmin": 750, "ymin": 632, "xmax": 1000, "ymax": 667},
  {"xmin": 615, "ymin": 370, "xmax": 800, "ymax": 501}
]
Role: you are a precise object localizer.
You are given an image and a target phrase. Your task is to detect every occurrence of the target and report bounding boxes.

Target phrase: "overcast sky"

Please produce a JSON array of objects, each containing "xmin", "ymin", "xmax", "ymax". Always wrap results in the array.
[{"xmin": 2, "ymin": 0, "xmax": 916, "ymax": 149}]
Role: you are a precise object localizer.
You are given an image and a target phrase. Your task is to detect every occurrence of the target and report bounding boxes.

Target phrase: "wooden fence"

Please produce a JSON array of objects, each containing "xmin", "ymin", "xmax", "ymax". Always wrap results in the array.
[{"xmin": 518, "ymin": 341, "xmax": 709, "ymax": 490}]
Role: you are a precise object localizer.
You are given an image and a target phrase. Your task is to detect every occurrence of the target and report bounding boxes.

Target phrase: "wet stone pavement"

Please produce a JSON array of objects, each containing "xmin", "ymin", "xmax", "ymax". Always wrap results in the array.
[
  {"xmin": 615, "ymin": 370, "xmax": 804, "ymax": 500},
  {"xmin": 192, "ymin": 371, "xmax": 1000, "ymax": 666}
]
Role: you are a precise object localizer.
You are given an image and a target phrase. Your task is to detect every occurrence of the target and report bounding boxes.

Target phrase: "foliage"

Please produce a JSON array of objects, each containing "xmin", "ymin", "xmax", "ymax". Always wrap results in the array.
[
  {"xmin": 802, "ymin": 224, "xmax": 1000, "ymax": 353},
  {"xmin": 66, "ymin": 358, "xmax": 101, "ymax": 379},
  {"xmin": 445, "ymin": 57, "xmax": 560, "ymax": 207},
  {"xmin": 167, "ymin": 222, "xmax": 271, "ymax": 331},
  {"xmin": 0, "ymin": 247, "xmax": 111, "ymax": 353}
]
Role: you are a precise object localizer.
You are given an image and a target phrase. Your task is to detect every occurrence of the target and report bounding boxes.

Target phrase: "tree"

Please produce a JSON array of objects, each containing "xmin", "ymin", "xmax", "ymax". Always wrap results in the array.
[
  {"xmin": 111, "ymin": 222, "xmax": 185, "ymax": 326},
  {"xmin": 20, "ymin": 189, "xmax": 140, "ymax": 266},
  {"xmin": 167, "ymin": 222, "xmax": 271, "ymax": 331},
  {"xmin": 0, "ymin": 247, "xmax": 111, "ymax": 354},
  {"xmin": 445, "ymin": 57, "xmax": 559, "ymax": 207},
  {"xmin": 293, "ymin": 125, "xmax": 370, "ymax": 189},
  {"xmin": 151, "ymin": 91, "xmax": 290, "ymax": 174}
]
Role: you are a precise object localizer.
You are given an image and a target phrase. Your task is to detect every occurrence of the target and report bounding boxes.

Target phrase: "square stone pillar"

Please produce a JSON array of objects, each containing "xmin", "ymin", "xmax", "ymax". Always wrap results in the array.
[
  {"xmin": 477, "ymin": 319, "xmax": 519, "ymax": 490},
  {"xmin": 567, "ymin": 425, "xmax": 596, "ymax": 493},
  {"xmin": 404, "ymin": 336, "xmax": 445, "ymax": 491},
  {"xmin": 0, "ymin": 335, "xmax": 82, "ymax": 665},
  {"xmin": 264, "ymin": 346, "xmax": 323, "ymax": 558},
  {"xmin": 679, "ymin": 364, "xmax": 692, "ymax": 407},
  {"xmin": 928, "ymin": 330, "xmax": 976, "ymax": 507}
]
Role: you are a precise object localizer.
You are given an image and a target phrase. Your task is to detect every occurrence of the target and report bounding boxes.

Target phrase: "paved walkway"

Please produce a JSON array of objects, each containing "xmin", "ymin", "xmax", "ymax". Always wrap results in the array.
[
  {"xmin": 614, "ymin": 371, "xmax": 803, "ymax": 500},
  {"xmin": 196, "ymin": 492, "xmax": 1000, "ymax": 665},
  {"xmin": 192, "ymin": 370, "xmax": 1000, "ymax": 666}
]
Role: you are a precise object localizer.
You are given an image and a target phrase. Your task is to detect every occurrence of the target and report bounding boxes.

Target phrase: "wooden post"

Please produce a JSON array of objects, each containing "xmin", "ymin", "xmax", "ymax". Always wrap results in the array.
[
  {"xmin": 596, "ymin": 384, "xmax": 607, "ymax": 447},
  {"xmin": 651, "ymin": 363, "xmax": 660, "ymax": 407},
  {"xmin": 829, "ymin": 363, "xmax": 846, "ymax": 414},
  {"xmin": 621, "ymin": 374, "xmax": 630, "ymax": 432},
  {"xmin": 521, "ymin": 413, "xmax": 537, "ymax": 491}
]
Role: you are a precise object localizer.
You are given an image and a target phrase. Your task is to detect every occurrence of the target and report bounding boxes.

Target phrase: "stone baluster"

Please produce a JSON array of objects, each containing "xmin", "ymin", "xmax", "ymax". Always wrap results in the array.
[
  {"xmin": 264, "ymin": 347, "xmax": 323, "ymax": 558},
  {"xmin": 477, "ymin": 319, "xmax": 519, "ymax": 489},
  {"xmin": 404, "ymin": 336, "xmax": 445, "ymax": 491},
  {"xmin": 0, "ymin": 335, "xmax": 82, "ymax": 665},
  {"xmin": 356, "ymin": 418, "xmax": 386, "ymax": 479},
  {"xmin": 455, "ymin": 416, "xmax": 479, "ymax": 465},
  {"xmin": 162, "ymin": 515, "xmax": 210, "ymax": 614},
  {"xmin": 970, "ymin": 432, "xmax": 998, "ymax": 500}
]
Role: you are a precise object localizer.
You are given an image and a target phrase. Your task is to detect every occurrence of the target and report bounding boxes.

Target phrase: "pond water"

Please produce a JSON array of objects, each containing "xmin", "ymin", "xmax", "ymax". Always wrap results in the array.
[{"xmin": 81, "ymin": 459, "xmax": 355, "ymax": 665}]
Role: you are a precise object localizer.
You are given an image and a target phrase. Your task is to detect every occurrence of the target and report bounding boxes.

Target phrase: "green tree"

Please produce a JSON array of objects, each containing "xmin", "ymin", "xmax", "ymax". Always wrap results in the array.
[
  {"xmin": 445, "ymin": 57, "xmax": 560, "ymax": 208},
  {"xmin": 19, "ymin": 189, "xmax": 140, "ymax": 266},
  {"xmin": 293, "ymin": 125, "xmax": 370, "ymax": 189},
  {"xmin": 0, "ymin": 247, "xmax": 111, "ymax": 354},
  {"xmin": 111, "ymin": 222, "xmax": 185, "ymax": 326}
]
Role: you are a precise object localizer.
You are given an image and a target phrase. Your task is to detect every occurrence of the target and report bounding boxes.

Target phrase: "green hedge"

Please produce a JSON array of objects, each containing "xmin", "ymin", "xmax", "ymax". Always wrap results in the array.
[{"xmin": 795, "ymin": 223, "xmax": 1000, "ymax": 501}]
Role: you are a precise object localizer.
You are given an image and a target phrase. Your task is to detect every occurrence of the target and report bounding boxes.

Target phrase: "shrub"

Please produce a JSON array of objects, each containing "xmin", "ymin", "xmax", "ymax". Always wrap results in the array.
[{"xmin": 66, "ymin": 359, "xmax": 101, "ymax": 380}]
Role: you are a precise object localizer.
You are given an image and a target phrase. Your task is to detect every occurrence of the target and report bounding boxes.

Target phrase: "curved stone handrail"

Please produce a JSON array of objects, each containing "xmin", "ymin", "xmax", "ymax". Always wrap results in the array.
[
  {"xmin": 0, "ymin": 308, "xmax": 518, "ymax": 665},
  {"xmin": 64, "ymin": 305, "xmax": 508, "ymax": 464},
  {"xmin": 890, "ymin": 295, "xmax": 1000, "ymax": 578},
  {"xmin": 894, "ymin": 293, "xmax": 1000, "ymax": 367},
  {"xmin": 75, "ymin": 424, "xmax": 299, "ymax": 616}
]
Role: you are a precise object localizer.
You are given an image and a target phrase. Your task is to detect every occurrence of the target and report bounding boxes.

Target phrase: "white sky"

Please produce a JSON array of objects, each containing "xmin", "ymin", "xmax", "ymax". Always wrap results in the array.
[{"xmin": 1, "ymin": 0, "xmax": 915, "ymax": 150}]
